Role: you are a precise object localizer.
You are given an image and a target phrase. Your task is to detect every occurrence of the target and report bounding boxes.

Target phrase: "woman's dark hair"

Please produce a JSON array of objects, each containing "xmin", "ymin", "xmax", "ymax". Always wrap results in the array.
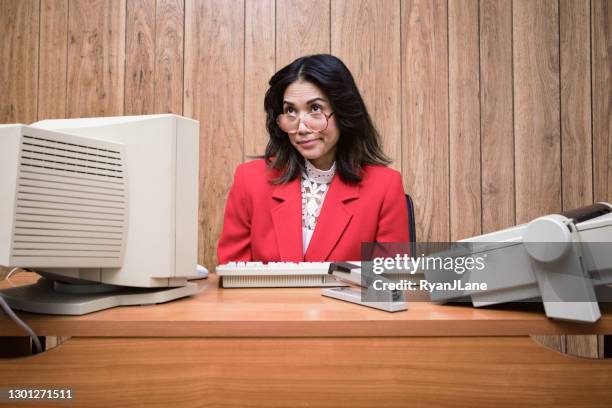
[{"xmin": 263, "ymin": 54, "xmax": 390, "ymax": 184}]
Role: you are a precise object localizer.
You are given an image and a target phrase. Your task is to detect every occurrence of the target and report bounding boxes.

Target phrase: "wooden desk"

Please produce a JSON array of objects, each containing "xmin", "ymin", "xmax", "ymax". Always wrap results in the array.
[{"xmin": 1, "ymin": 273, "xmax": 612, "ymax": 407}]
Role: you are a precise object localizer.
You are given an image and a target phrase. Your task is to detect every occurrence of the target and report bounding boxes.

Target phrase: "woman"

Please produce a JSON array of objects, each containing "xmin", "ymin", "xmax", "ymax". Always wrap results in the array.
[{"xmin": 217, "ymin": 54, "xmax": 409, "ymax": 264}]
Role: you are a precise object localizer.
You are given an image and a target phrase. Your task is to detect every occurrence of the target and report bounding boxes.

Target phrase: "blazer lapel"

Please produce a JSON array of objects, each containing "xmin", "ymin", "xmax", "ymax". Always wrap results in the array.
[
  {"xmin": 305, "ymin": 175, "xmax": 359, "ymax": 261},
  {"xmin": 271, "ymin": 178, "xmax": 303, "ymax": 261}
]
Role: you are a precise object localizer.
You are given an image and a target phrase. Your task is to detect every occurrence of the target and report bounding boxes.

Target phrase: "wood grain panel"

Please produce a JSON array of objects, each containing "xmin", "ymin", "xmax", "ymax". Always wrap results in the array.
[
  {"xmin": 66, "ymin": 0, "xmax": 126, "ymax": 118},
  {"xmin": 331, "ymin": 0, "xmax": 401, "ymax": 170},
  {"xmin": 0, "ymin": 0, "xmax": 39, "ymax": 124},
  {"xmin": 38, "ymin": 0, "xmax": 69, "ymax": 120},
  {"xmin": 592, "ymin": 0, "xmax": 611, "ymax": 203},
  {"xmin": 154, "ymin": 0, "xmax": 184, "ymax": 114},
  {"xmin": 2, "ymin": 337, "xmax": 612, "ymax": 407},
  {"xmin": 275, "ymin": 0, "xmax": 330, "ymax": 69},
  {"xmin": 184, "ymin": 0, "xmax": 244, "ymax": 267},
  {"xmin": 513, "ymin": 0, "xmax": 561, "ymax": 223},
  {"xmin": 2, "ymin": 0, "xmax": 609, "ymax": 267},
  {"xmin": 244, "ymin": 0, "xmax": 275, "ymax": 157},
  {"xmin": 125, "ymin": 0, "xmax": 156, "ymax": 115},
  {"xmin": 560, "ymin": 0, "xmax": 592, "ymax": 210},
  {"xmin": 402, "ymin": 0, "xmax": 450, "ymax": 242},
  {"xmin": 532, "ymin": 334, "xmax": 566, "ymax": 354},
  {"xmin": 480, "ymin": 0, "xmax": 514, "ymax": 233},
  {"xmin": 566, "ymin": 335, "xmax": 601, "ymax": 359},
  {"xmin": 448, "ymin": 0, "xmax": 481, "ymax": 240}
]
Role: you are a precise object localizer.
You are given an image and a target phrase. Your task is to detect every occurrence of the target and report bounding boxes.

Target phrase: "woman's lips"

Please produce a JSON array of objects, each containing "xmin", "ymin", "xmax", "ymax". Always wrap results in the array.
[{"xmin": 297, "ymin": 138, "xmax": 320, "ymax": 148}]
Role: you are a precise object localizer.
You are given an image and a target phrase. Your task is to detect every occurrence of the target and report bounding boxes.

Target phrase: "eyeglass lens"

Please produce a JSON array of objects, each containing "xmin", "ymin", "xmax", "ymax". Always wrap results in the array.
[{"xmin": 278, "ymin": 112, "xmax": 328, "ymax": 133}]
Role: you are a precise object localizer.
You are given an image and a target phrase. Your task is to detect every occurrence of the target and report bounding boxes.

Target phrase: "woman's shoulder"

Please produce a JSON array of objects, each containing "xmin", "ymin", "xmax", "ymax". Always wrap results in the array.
[
  {"xmin": 234, "ymin": 158, "xmax": 278, "ymax": 186},
  {"xmin": 236, "ymin": 158, "xmax": 268, "ymax": 174},
  {"xmin": 358, "ymin": 164, "xmax": 405, "ymax": 200},
  {"xmin": 360, "ymin": 164, "xmax": 402, "ymax": 183}
]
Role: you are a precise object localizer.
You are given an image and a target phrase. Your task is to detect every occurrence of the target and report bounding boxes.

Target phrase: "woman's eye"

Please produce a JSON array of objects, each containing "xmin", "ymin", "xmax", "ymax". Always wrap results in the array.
[
  {"xmin": 284, "ymin": 107, "xmax": 295, "ymax": 114},
  {"xmin": 311, "ymin": 104, "xmax": 321, "ymax": 112}
]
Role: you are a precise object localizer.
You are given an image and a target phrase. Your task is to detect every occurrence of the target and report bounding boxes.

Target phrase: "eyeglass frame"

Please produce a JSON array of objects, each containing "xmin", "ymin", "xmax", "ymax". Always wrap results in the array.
[{"xmin": 276, "ymin": 110, "xmax": 335, "ymax": 134}]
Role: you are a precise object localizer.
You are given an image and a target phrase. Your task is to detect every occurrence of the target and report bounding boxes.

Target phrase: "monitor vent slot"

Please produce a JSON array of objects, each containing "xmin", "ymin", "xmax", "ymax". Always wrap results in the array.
[
  {"xmin": 12, "ymin": 134, "xmax": 127, "ymax": 263},
  {"xmin": 19, "ymin": 134, "xmax": 123, "ymax": 179}
]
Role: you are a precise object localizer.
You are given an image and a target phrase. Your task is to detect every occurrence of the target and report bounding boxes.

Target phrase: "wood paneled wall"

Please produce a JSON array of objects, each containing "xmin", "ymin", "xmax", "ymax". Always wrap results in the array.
[{"xmin": 1, "ymin": 0, "xmax": 610, "ymax": 268}]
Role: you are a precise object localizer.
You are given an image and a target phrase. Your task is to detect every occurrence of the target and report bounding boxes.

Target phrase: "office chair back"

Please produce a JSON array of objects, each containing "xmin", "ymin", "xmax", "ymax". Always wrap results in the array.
[{"xmin": 405, "ymin": 194, "xmax": 416, "ymax": 256}]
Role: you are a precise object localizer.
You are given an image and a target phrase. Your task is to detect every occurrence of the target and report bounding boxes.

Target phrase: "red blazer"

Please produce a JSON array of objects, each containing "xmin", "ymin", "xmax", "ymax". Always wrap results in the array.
[{"xmin": 217, "ymin": 159, "xmax": 409, "ymax": 264}]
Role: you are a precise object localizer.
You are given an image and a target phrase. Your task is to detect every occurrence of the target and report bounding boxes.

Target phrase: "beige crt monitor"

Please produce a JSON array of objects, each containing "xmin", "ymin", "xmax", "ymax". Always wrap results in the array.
[{"xmin": 0, "ymin": 114, "xmax": 200, "ymax": 314}]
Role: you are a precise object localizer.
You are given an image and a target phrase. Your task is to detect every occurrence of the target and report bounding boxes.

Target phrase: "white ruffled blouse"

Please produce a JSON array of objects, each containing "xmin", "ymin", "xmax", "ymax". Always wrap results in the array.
[{"xmin": 301, "ymin": 160, "xmax": 336, "ymax": 254}]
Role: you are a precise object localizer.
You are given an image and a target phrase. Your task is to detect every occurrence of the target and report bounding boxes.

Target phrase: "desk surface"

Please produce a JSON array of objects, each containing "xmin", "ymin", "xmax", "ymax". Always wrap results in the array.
[
  {"xmin": 3, "ymin": 274, "xmax": 612, "ymax": 408},
  {"xmin": 1, "ymin": 273, "xmax": 612, "ymax": 337}
]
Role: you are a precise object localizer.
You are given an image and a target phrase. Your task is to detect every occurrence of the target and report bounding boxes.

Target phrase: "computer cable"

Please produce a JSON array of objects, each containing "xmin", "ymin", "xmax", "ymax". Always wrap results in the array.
[{"xmin": 0, "ymin": 268, "xmax": 42, "ymax": 353}]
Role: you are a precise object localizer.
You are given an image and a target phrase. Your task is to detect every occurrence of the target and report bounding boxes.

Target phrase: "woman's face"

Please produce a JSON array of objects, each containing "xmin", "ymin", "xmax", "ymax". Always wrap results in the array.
[{"xmin": 281, "ymin": 80, "xmax": 339, "ymax": 170}]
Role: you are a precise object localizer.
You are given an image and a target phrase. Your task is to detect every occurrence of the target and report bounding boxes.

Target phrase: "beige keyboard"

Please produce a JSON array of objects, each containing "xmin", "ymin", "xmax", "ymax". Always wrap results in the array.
[{"xmin": 215, "ymin": 261, "xmax": 348, "ymax": 288}]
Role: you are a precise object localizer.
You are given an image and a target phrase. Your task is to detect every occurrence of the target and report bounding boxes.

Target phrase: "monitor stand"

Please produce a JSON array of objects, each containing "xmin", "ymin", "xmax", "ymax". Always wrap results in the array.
[{"xmin": 0, "ymin": 277, "xmax": 200, "ymax": 315}]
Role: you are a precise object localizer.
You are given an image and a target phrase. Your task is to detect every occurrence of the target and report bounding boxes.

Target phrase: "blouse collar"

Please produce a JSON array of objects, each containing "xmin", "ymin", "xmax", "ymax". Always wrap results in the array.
[{"xmin": 303, "ymin": 159, "xmax": 336, "ymax": 184}]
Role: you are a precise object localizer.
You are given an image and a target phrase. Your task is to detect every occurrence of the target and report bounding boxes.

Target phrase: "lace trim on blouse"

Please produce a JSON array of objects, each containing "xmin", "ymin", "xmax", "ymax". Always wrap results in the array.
[{"xmin": 301, "ymin": 160, "xmax": 336, "ymax": 253}]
